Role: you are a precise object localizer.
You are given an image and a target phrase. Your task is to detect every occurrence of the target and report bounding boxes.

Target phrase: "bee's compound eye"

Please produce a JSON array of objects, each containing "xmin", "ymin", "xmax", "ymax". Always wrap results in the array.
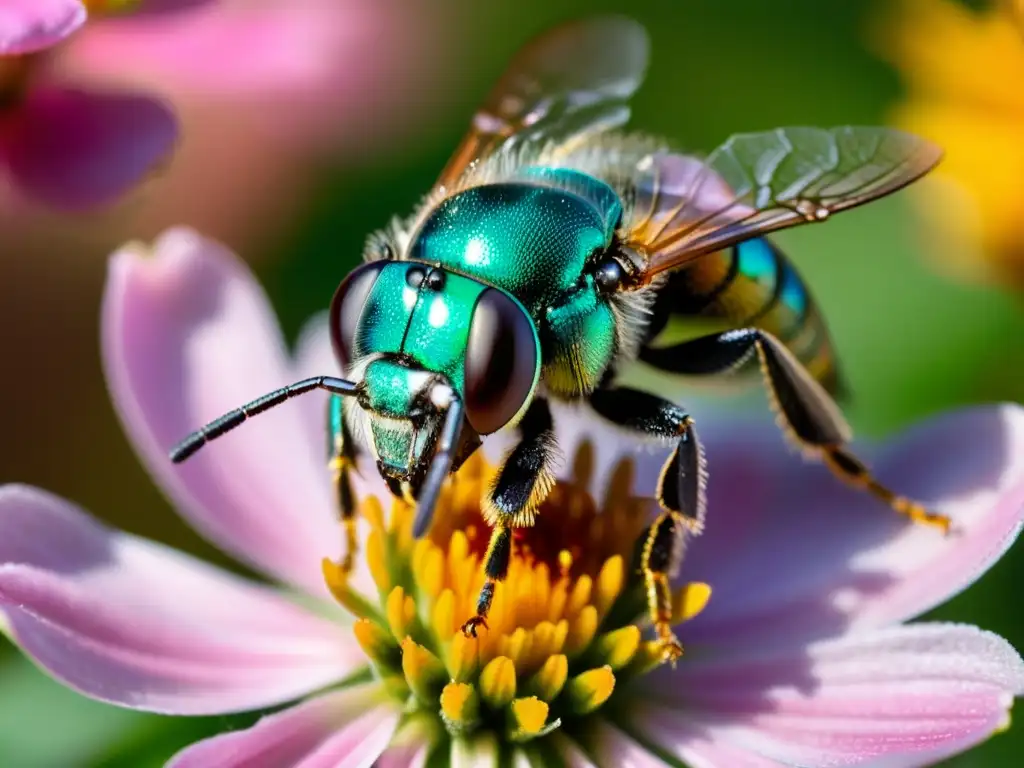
[
  {"xmin": 329, "ymin": 262, "xmax": 387, "ymax": 369},
  {"xmin": 464, "ymin": 289, "xmax": 539, "ymax": 435},
  {"xmin": 594, "ymin": 257, "xmax": 625, "ymax": 293}
]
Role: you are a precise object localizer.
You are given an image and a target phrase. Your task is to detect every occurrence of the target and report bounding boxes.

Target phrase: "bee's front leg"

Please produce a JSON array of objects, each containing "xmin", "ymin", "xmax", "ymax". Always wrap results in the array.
[
  {"xmin": 588, "ymin": 385, "xmax": 707, "ymax": 662},
  {"xmin": 328, "ymin": 394, "xmax": 360, "ymax": 574},
  {"xmin": 462, "ymin": 397, "xmax": 557, "ymax": 637}
]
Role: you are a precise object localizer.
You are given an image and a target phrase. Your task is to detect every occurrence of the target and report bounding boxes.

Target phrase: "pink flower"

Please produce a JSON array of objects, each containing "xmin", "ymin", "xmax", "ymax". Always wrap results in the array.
[
  {"xmin": 1, "ymin": 228, "xmax": 1022, "ymax": 766},
  {"xmin": 0, "ymin": 0, "xmax": 190, "ymax": 209},
  {"xmin": 63, "ymin": 0, "xmax": 443, "ymax": 151}
]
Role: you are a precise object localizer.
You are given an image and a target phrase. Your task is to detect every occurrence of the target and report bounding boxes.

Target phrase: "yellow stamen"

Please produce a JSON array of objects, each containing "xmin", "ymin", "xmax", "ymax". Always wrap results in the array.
[
  {"xmin": 526, "ymin": 654, "xmax": 568, "ymax": 701},
  {"xmin": 401, "ymin": 637, "xmax": 447, "ymax": 705},
  {"xmin": 352, "ymin": 618, "xmax": 398, "ymax": 668},
  {"xmin": 322, "ymin": 558, "xmax": 379, "ymax": 620},
  {"xmin": 672, "ymin": 581, "xmax": 713, "ymax": 623},
  {"xmin": 441, "ymin": 682, "xmax": 479, "ymax": 731},
  {"xmin": 510, "ymin": 697, "xmax": 549, "ymax": 736},
  {"xmin": 565, "ymin": 605, "xmax": 598, "ymax": 657},
  {"xmin": 565, "ymin": 666, "xmax": 616, "ymax": 715},
  {"xmin": 446, "ymin": 631, "xmax": 479, "ymax": 682},
  {"xmin": 366, "ymin": 529, "xmax": 390, "ymax": 593},
  {"xmin": 386, "ymin": 587, "xmax": 417, "ymax": 641},
  {"xmin": 625, "ymin": 639, "xmax": 679, "ymax": 679},
  {"xmin": 431, "ymin": 588, "xmax": 456, "ymax": 639},
  {"xmin": 590, "ymin": 625, "xmax": 641, "ymax": 670},
  {"xmin": 418, "ymin": 545, "xmax": 445, "ymax": 601},
  {"xmin": 594, "ymin": 556, "xmax": 625, "ymax": 617},
  {"xmin": 478, "ymin": 656, "xmax": 517, "ymax": 710}
]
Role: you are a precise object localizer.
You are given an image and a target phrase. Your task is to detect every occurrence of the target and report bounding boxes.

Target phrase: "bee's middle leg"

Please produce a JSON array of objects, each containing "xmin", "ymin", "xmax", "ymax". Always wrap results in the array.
[
  {"xmin": 328, "ymin": 394, "xmax": 360, "ymax": 573},
  {"xmin": 589, "ymin": 386, "xmax": 707, "ymax": 532},
  {"xmin": 462, "ymin": 397, "xmax": 558, "ymax": 637},
  {"xmin": 588, "ymin": 386, "xmax": 706, "ymax": 661}
]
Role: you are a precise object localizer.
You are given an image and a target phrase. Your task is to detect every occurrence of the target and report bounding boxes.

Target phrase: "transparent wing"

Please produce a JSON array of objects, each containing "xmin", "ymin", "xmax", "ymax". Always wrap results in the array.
[
  {"xmin": 436, "ymin": 15, "xmax": 649, "ymax": 190},
  {"xmin": 627, "ymin": 126, "xmax": 943, "ymax": 281}
]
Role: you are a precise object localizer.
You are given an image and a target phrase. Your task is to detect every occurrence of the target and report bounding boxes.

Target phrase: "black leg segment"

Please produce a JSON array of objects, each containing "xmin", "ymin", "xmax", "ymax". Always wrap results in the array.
[
  {"xmin": 589, "ymin": 387, "xmax": 707, "ymax": 532},
  {"xmin": 462, "ymin": 398, "xmax": 559, "ymax": 637},
  {"xmin": 328, "ymin": 394, "xmax": 360, "ymax": 573},
  {"xmin": 643, "ymin": 328, "xmax": 950, "ymax": 532}
]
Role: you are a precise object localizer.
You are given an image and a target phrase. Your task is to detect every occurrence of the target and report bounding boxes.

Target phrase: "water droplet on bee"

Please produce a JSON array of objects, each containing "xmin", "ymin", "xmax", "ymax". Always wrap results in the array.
[
  {"xmin": 814, "ymin": 206, "xmax": 830, "ymax": 221},
  {"xmin": 794, "ymin": 200, "xmax": 817, "ymax": 220}
]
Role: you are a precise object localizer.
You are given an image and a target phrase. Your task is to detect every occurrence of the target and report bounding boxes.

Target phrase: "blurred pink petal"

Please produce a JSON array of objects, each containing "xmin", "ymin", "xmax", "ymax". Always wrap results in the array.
[
  {"xmin": 639, "ymin": 623, "xmax": 1024, "ymax": 767},
  {"xmin": 168, "ymin": 686, "xmax": 400, "ymax": 768},
  {"xmin": 550, "ymin": 734, "xmax": 600, "ymax": 768},
  {"xmin": 0, "ymin": 485, "xmax": 362, "ymax": 715},
  {"xmin": 101, "ymin": 228, "xmax": 338, "ymax": 594},
  {"xmin": 376, "ymin": 743, "xmax": 429, "ymax": 768},
  {"xmin": 671, "ymin": 735, "xmax": 782, "ymax": 768},
  {"xmin": 65, "ymin": 0, "xmax": 439, "ymax": 147},
  {"xmin": 293, "ymin": 312, "xmax": 341, "ymax": 469},
  {"xmin": 676, "ymin": 404, "xmax": 1024, "ymax": 654},
  {"xmin": 130, "ymin": 0, "xmax": 215, "ymax": 15},
  {"xmin": 0, "ymin": 85, "xmax": 177, "ymax": 209},
  {"xmin": 583, "ymin": 724, "xmax": 671, "ymax": 768},
  {"xmin": 0, "ymin": 0, "xmax": 84, "ymax": 55}
]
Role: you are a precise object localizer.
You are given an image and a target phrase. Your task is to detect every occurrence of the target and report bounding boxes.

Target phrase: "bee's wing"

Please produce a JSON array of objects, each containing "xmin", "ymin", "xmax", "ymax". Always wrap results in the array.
[
  {"xmin": 626, "ymin": 126, "xmax": 942, "ymax": 282},
  {"xmin": 436, "ymin": 16, "xmax": 649, "ymax": 190}
]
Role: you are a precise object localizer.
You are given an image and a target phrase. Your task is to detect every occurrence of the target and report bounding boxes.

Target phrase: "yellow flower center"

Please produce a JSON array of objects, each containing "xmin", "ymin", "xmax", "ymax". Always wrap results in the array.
[{"xmin": 323, "ymin": 444, "xmax": 711, "ymax": 749}]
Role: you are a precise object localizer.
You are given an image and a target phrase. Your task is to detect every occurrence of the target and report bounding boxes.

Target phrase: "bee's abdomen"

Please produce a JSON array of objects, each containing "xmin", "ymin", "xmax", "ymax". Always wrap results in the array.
[{"xmin": 644, "ymin": 237, "xmax": 842, "ymax": 393}]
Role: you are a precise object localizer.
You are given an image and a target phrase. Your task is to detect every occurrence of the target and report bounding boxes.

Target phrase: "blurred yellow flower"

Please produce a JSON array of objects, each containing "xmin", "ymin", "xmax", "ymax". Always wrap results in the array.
[{"xmin": 879, "ymin": 0, "xmax": 1024, "ymax": 288}]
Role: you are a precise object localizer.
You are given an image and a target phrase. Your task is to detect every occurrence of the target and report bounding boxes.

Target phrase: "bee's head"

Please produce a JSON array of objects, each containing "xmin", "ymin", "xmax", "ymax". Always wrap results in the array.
[{"xmin": 329, "ymin": 260, "xmax": 540, "ymax": 492}]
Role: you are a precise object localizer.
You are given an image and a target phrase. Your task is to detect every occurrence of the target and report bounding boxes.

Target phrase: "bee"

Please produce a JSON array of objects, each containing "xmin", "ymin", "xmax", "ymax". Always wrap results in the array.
[{"xmin": 170, "ymin": 16, "xmax": 946, "ymax": 660}]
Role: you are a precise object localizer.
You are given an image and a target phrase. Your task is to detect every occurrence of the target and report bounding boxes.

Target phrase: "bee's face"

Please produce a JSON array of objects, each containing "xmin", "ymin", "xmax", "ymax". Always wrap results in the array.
[{"xmin": 329, "ymin": 261, "xmax": 540, "ymax": 480}]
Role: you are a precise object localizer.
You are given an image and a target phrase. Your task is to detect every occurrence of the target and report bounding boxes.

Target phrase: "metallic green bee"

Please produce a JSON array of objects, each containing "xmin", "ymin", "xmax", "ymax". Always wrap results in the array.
[{"xmin": 170, "ymin": 16, "xmax": 946, "ymax": 659}]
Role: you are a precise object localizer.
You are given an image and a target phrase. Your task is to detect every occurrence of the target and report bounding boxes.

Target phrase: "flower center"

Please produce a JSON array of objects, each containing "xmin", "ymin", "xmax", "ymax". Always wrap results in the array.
[{"xmin": 323, "ymin": 444, "xmax": 711, "ymax": 751}]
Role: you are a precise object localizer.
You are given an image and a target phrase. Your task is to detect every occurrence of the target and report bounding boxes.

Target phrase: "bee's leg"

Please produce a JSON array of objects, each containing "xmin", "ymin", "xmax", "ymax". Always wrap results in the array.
[
  {"xmin": 589, "ymin": 387, "xmax": 705, "ymax": 661},
  {"xmin": 636, "ymin": 510, "xmax": 688, "ymax": 664},
  {"xmin": 462, "ymin": 397, "xmax": 557, "ymax": 637},
  {"xmin": 328, "ymin": 394, "xmax": 360, "ymax": 573},
  {"xmin": 589, "ymin": 387, "xmax": 706, "ymax": 531},
  {"xmin": 642, "ymin": 328, "xmax": 950, "ymax": 532}
]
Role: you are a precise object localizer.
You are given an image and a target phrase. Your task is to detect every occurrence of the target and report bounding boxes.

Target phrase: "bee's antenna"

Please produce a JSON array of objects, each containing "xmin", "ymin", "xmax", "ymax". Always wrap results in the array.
[
  {"xmin": 169, "ymin": 376, "xmax": 360, "ymax": 463},
  {"xmin": 412, "ymin": 386, "xmax": 464, "ymax": 538}
]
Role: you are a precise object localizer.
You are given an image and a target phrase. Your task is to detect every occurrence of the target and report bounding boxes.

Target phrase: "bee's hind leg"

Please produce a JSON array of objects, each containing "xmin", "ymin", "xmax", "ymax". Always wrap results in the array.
[
  {"xmin": 328, "ymin": 394, "xmax": 360, "ymax": 573},
  {"xmin": 462, "ymin": 397, "xmax": 558, "ymax": 637},
  {"xmin": 641, "ymin": 327, "xmax": 951, "ymax": 532},
  {"xmin": 589, "ymin": 386, "xmax": 708, "ymax": 662}
]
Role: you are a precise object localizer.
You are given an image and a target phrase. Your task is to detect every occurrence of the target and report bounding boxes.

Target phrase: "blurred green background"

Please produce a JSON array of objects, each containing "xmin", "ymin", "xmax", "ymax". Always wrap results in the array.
[{"xmin": 1, "ymin": 0, "xmax": 1022, "ymax": 765}]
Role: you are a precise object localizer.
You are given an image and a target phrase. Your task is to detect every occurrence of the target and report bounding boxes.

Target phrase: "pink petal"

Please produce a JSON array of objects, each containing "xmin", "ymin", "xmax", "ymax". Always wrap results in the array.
[
  {"xmin": 636, "ymin": 623, "xmax": 1024, "ymax": 767},
  {"xmin": 0, "ymin": 0, "xmax": 84, "ymax": 55},
  {"xmin": 168, "ymin": 685, "xmax": 400, "ymax": 768},
  {"xmin": 376, "ymin": 742, "xmax": 429, "ymax": 768},
  {"xmin": 0, "ymin": 85, "xmax": 177, "ymax": 209},
  {"xmin": 550, "ymin": 734, "xmax": 600, "ymax": 768},
  {"xmin": 673, "ymin": 735, "xmax": 782, "ymax": 768},
  {"xmin": 0, "ymin": 485, "xmax": 362, "ymax": 715},
  {"xmin": 677, "ymin": 405, "xmax": 1024, "ymax": 653},
  {"xmin": 583, "ymin": 723, "xmax": 676, "ymax": 767},
  {"xmin": 65, "ymin": 0, "xmax": 441, "ymax": 148},
  {"xmin": 292, "ymin": 312, "xmax": 341, "ymax": 466},
  {"xmin": 129, "ymin": 0, "xmax": 214, "ymax": 15},
  {"xmin": 102, "ymin": 228, "xmax": 341, "ymax": 595}
]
